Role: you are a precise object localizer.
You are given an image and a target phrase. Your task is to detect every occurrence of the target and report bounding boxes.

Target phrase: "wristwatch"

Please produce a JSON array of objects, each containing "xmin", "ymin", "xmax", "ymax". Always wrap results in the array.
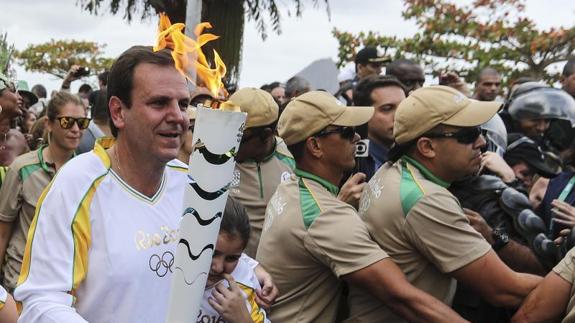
[{"xmin": 491, "ymin": 228, "xmax": 509, "ymax": 252}]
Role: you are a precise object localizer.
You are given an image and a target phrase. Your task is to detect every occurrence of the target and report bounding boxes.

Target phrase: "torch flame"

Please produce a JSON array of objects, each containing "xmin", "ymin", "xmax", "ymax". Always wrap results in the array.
[{"xmin": 154, "ymin": 13, "xmax": 228, "ymax": 100}]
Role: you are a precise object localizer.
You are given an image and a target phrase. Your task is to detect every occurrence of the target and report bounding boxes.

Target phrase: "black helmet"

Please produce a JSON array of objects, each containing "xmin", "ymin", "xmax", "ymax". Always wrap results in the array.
[{"xmin": 508, "ymin": 86, "xmax": 575, "ymax": 125}]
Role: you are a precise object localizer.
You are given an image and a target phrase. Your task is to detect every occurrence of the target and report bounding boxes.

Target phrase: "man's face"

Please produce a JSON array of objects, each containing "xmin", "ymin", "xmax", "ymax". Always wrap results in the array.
[
  {"xmin": 316, "ymin": 125, "xmax": 360, "ymax": 172},
  {"xmin": 562, "ymin": 73, "xmax": 575, "ymax": 98},
  {"xmin": 518, "ymin": 118, "xmax": 550, "ymax": 137},
  {"xmin": 475, "ymin": 74, "xmax": 501, "ymax": 101},
  {"xmin": 357, "ymin": 62, "xmax": 382, "ymax": 80},
  {"xmin": 429, "ymin": 125, "xmax": 486, "ymax": 181},
  {"xmin": 118, "ymin": 63, "xmax": 190, "ymax": 164},
  {"xmin": 0, "ymin": 81, "xmax": 22, "ymax": 119},
  {"xmin": 367, "ymin": 85, "xmax": 405, "ymax": 146},
  {"xmin": 397, "ymin": 65, "xmax": 425, "ymax": 94},
  {"xmin": 236, "ymin": 126, "xmax": 275, "ymax": 162},
  {"xmin": 511, "ymin": 161, "xmax": 536, "ymax": 189},
  {"xmin": 270, "ymin": 86, "xmax": 286, "ymax": 105}
]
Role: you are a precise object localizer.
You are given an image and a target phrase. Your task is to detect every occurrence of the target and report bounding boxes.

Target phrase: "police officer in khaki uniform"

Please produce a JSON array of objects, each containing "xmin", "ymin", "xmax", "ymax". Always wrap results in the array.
[
  {"xmin": 355, "ymin": 86, "xmax": 542, "ymax": 322},
  {"xmin": 257, "ymin": 91, "xmax": 467, "ymax": 322},
  {"xmin": 229, "ymin": 87, "xmax": 295, "ymax": 257}
]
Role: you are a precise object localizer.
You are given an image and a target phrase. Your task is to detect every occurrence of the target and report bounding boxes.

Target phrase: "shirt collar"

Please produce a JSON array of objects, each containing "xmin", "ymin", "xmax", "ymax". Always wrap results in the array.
[
  {"xmin": 294, "ymin": 168, "xmax": 340, "ymax": 196},
  {"xmin": 37, "ymin": 144, "xmax": 75, "ymax": 174},
  {"xmin": 401, "ymin": 155, "xmax": 450, "ymax": 188}
]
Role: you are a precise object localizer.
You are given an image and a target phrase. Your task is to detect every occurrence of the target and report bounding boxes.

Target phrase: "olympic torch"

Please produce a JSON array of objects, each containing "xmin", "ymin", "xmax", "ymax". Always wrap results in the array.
[{"xmin": 154, "ymin": 14, "xmax": 247, "ymax": 323}]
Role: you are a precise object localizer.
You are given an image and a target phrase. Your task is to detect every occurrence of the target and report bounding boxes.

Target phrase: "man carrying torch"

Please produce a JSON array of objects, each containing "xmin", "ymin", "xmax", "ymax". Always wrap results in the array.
[{"xmin": 15, "ymin": 42, "xmax": 276, "ymax": 322}]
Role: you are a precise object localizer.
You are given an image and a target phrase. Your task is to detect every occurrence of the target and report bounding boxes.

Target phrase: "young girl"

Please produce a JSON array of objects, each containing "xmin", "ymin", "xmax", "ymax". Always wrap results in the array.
[{"xmin": 200, "ymin": 197, "xmax": 271, "ymax": 323}]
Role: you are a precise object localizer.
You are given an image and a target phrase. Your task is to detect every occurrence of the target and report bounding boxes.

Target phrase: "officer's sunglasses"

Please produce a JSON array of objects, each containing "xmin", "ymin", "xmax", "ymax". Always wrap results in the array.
[
  {"xmin": 314, "ymin": 126, "xmax": 356, "ymax": 141},
  {"xmin": 424, "ymin": 126, "xmax": 482, "ymax": 145},
  {"xmin": 57, "ymin": 116, "xmax": 91, "ymax": 130}
]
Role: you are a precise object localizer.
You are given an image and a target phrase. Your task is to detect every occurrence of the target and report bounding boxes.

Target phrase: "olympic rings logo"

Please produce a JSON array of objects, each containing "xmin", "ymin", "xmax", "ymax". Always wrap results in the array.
[{"xmin": 148, "ymin": 251, "xmax": 174, "ymax": 277}]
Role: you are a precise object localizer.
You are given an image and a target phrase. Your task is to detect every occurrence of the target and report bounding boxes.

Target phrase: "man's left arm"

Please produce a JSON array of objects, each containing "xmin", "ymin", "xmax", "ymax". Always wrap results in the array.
[
  {"xmin": 342, "ymin": 258, "xmax": 469, "ymax": 323},
  {"xmin": 465, "ymin": 208, "xmax": 546, "ymax": 275}
]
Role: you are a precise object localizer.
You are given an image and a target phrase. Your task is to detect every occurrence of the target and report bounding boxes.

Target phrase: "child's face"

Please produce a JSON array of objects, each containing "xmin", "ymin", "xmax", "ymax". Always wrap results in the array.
[{"xmin": 207, "ymin": 232, "xmax": 244, "ymax": 287}]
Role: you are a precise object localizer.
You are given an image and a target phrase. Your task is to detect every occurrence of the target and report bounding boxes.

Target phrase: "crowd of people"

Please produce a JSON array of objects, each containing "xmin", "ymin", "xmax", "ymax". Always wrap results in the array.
[{"xmin": 0, "ymin": 43, "xmax": 574, "ymax": 323}]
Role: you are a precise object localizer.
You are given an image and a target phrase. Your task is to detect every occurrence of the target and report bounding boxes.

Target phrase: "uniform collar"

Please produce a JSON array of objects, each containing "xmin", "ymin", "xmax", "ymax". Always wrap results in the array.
[
  {"xmin": 294, "ymin": 168, "xmax": 340, "ymax": 196},
  {"xmin": 401, "ymin": 155, "xmax": 450, "ymax": 188},
  {"xmin": 37, "ymin": 144, "xmax": 75, "ymax": 174}
]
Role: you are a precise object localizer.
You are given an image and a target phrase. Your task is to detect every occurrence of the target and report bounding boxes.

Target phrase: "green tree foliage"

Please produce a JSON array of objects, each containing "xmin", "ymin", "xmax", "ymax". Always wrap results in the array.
[
  {"xmin": 15, "ymin": 39, "xmax": 114, "ymax": 79},
  {"xmin": 76, "ymin": 0, "xmax": 330, "ymax": 84},
  {"xmin": 333, "ymin": 0, "xmax": 575, "ymax": 85},
  {"xmin": 0, "ymin": 32, "xmax": 16, "ymax": 76}
]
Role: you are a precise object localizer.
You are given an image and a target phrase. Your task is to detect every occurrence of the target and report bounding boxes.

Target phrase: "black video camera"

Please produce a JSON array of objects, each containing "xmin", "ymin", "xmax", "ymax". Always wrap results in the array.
[{"xmin": 73, "ymin": 67, "xmax": 91, "ymax": 78}]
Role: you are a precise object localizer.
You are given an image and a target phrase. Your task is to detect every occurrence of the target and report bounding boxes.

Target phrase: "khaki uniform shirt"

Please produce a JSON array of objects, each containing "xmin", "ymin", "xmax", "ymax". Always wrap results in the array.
[
  {"xmin": 257, "ymin": 168, "xmax": 388, "ymax": 323},
  {"xmin": 553, "ymin": 247, "xmax": 575, "ymax": 323},
  {"xmin": 0, "ymin": 146, "xmax": 56, "ymax": 291},
  {"xmin": 350, "ymin": 156, "xmax": 491, "ymax": 322},
  {"xmin": 231, "ymin": 138, "xmax": 294, "ymax": 257}
]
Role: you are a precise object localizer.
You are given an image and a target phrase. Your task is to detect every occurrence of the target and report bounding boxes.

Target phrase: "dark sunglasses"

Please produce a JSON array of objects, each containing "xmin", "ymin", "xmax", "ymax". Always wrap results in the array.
[
  {"xmin": 57, "ymin": 116, "xmax": 91, "ymax": 130},
  {"xmin": 314, "ymin": 126, "xmax": 356, "ymax": 141},
  {"xmin": 424, "ymin": 126, "xmax": 482, "ymax": 145}
]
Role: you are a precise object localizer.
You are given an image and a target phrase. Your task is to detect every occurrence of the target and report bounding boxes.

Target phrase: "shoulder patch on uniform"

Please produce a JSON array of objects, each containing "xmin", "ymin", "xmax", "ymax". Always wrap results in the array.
[
  {"xmin": 400, "ymin": 163, "xmax": 425, "ymax": 216},
  {"xmin": 19, "ymin": 164, "xmax": 42, "ymax": 182},
  {"xmin": 299, "ymin": 178, "xmax": 322, "ymax": 229}
]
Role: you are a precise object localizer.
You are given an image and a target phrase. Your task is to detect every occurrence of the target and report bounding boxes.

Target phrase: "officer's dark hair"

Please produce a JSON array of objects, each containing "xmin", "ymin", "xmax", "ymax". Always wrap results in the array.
[
  {"xmin": 386, "ymin": 59, "xmax": 419, "ymax": 77},
  {"xmin": 476, "ymin": 67, "xmax": 500, "ymax": 83},
  {"xmin": 107, "ymin": 46, "xmax": 176, "ymax": 137},
  {"xmin": 221, "ymin": 197, "xmax": 251, "ymax": 248},
  {"xmin": 287, "ymin": 140, "xmax": 307, "ymax": 162},
  {"xmin": 353, "ymin": 75, "xmax": 406, "ymax": 107},
  {"xmin": 98, "ymin": 71, "xmax": 109, "ymax": 87},
  {"xmin": 78, "ymin": 83, "xmax": 92, "ymax": 94},
  {"xmin": 563, "ymin": 58, "xmax": 575, "ymax": 78}
]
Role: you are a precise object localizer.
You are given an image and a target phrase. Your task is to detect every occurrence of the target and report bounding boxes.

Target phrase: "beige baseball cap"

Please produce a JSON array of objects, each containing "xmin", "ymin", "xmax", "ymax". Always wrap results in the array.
[
  {"xmin": 394, "ymin": 85, "xmax": 502, "ymax": 145},
  {"xmin": 278, "ymin": 91, "xmax": 374, "ymax": 146},
  {"xmin": 229, "ymin": 87, "xmax": 279, "ymax": 129}
]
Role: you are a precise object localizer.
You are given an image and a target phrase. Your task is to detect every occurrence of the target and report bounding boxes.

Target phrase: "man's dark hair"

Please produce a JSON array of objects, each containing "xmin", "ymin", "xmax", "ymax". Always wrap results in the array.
[
  {"xmin": 91, "ymin": 89, "xmax": 109, "ymax": 123},
  {"xmin": 353, "ymin": 75, "xmax": 406, "ymax": 106},
  {"xmin": 31, "ymin": 84, "xmax": 47, "ymax": 99},
  {"xmin": 98, "ymin": 71, "xmax": 109, "ymax": 87},
  {"xmin": 285, "ymin": 76, "xmax": 310, "ymax": 99},
  {"xmin": 78, "ymin": 83, "xmax": 93, "ymax": 94},
  {"xmin": 563, "ymin": 58, "xmax": 575, "ymax": 78},
  {"xmin": 221, "ymin": 196, "xmax": 251, "ymax": 248},
  {"xmin": 107, "ymin": 46, "xmax": 175, "ymax": 137},
  {"xmin": 386, "ymin": 59, "xmax": 419, "ymax": 77},
  {"xmin": 287, "ymin": 141, "xmax": 307, "ymax": 162},
  {"xmin": 476, "ymin": 67, "xmax": 500, "ymax": 83},
  {"xmin": 260, "ymin": 83, "xmax": 272, "ymax": 92}
]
